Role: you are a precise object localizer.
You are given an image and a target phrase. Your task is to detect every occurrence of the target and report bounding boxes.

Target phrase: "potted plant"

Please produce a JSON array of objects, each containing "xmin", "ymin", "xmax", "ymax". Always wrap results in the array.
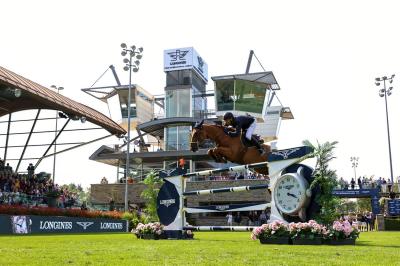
[
  {"xmin": 45, "ymin": 190, "xmax": 61, "ymax": 208},
  {"xmin": 289, "ymin": 220, "xmax": 328, "ymax": 245},
  {"xmin": 251, "ymin": 220, "xmax": 291, "ymax": 244},
  {"xmin": 133, "ymin": 222, "xmax": 165, "ymax": 240},
  {"xmin": 325, "ymin": 220, "xmax": 359, "ymax": 245}
]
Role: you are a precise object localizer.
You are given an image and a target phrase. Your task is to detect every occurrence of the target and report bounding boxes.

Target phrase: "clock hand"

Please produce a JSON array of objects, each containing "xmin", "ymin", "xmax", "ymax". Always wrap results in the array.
[{"xmin": 287, "ymin": 192, "xmax": 298, "ymax": 199}]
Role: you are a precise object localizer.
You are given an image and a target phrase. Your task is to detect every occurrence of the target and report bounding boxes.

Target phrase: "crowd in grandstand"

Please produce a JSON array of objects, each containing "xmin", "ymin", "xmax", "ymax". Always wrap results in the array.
[
  {"xmin": 338, "ymin": 175, "xmax": 400, "ymax": 191},
  {"xmin": 0, "ymin": 158, "xmax": 79, "ymax": 208}
]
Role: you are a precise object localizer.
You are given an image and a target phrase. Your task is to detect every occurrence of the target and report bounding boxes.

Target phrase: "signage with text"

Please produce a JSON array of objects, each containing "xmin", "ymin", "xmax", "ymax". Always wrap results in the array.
[
  {"xmin": 164, "ymin": 47, "xmax": 208, "ymax": 82},
  {"xmin": 0, "ymin": 214, "xmax": 127, "ymax": 234}
]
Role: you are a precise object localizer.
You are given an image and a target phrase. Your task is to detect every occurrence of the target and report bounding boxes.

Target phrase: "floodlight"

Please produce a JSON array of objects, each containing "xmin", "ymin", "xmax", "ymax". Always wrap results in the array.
[
  {"xmin": 51, "ymin": 85, "xmax": 57, "ymax": 89},
  {"xmin": 387, "ymin": 91, "xmax": 392, "ymax": 96},
  {"xmin": 121, "ymin": 51, "xmax": 127, "ymax": 56},
  {"xmin": 134, "ymin": 60, "xmax": 140, "ymax": 65},
  {"xmin": 80, "ymin": 116, "xmax": 87, "ymax": 123},
  {"xmin": 132, "ymin": 67, "xmax": 139, "ymax": 72},
  {"xmin": 58, "ymin": 87, "xmax": 64, "ymax": 91},
  {"xmin": 123, "ymin": 58, "xmax": 129, "ymax": 63},
  {"xmin": 138, "ymin": 47, "xmax": 143, "ymax": 53},
  {"xmin": 131, "ymin": 45, "xmax": 136, "ymax": 51},
  {"xmin": 121, "ymin": 43, "xmax": 127, "ymax": 48},
  {"xmin": 391, "ymin": 74, "xmax": 395, "ymax": 78},
  {"xmin": 136, "ymin": 54, "xmax": 142, "ymax": 59},
  {"xmin": 389, "ymin": 87, "xmax": 393, "ymax": 90},
  {"xmin": 375, "ymin": 77, "xmax": 381, "ymax": 82},
  {"xmin": 14, "ymin": 88, "xmax": 22, "ymax": 98},
  {"xmin": 390, "ymin": 79, "xmax": 393, "ymax": 84},
  {"xmin": 383, "ymin": 76, "xmax": 388, "ymax": 80},
  {"xmin": 123, "ymin": 66, "xmax": 129, "ymax": 71},
  {"xmin": 379, "ymin": 92, "xmax": 385, "ymax": 97},
  {"xmin": 375, "ymin": 82, "xmax": 380, "ymax": 86}
]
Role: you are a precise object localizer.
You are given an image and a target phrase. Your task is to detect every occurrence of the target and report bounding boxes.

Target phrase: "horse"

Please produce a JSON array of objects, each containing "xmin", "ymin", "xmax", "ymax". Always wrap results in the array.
[{"xmin": 190, "ymin": 120, "xmax": 271, "ymax": 174}]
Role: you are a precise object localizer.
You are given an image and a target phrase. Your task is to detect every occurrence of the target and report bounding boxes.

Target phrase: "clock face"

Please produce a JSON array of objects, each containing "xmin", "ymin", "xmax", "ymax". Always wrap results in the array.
[{"xmin": 273, "ymin": 173, "xmax": 308, "ymax": 215}]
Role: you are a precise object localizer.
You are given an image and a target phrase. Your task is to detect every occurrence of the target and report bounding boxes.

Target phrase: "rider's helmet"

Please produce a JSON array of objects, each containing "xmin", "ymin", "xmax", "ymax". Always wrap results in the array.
[
  {"xmin": 223, "ymin": 112, "xmax": 234, "ymax": 121},
  {"xmin": 223, "ymin": 112, "xmax": 234, "ymax": 126}
]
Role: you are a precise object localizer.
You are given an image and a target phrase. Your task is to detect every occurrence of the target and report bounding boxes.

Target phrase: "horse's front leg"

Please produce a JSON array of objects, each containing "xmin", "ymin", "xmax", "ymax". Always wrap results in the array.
[
  {"xmin": 208, "ymin": 148, "xmax": 224, "ymax": 163},
  {"xmin": 213, "ymin": 147, "xmax": 234, "ymax": 163}
]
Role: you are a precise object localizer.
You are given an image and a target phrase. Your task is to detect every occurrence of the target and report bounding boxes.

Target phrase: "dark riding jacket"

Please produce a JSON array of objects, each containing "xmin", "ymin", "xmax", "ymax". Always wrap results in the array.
[{"xmin": 224, "ymin": 115, "xmax": 255, "ymax": 137}]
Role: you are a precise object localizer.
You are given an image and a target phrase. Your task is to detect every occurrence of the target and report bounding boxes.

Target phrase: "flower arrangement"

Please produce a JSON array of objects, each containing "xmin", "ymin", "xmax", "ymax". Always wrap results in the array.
[
  {"xmin": 251, "ymin": 220, "xmax": 289, "ymax": 240},
  {"xmin": 134, "ymin": 222, "xmax": 164, "ymax": 238},
  {"xmin": 327, "ymin": 220, "xmax": 360, "ymax": 240},
  {"xmin": 289, "ymin": 220, "xmax": 328, "ymax": 240}
]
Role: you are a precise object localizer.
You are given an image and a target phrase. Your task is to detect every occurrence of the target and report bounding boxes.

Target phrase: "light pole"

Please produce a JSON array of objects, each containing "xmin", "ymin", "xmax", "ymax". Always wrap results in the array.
[
  {"xmin": 50, "ymin": 85, "xmax": 64, "ymax": 184},
  {"xmin": 121, "ymin": 43, "xmax": 143, "ymax": 211},
  {"xmin": 375, "ymin": 74, "xmax": 395, "ymax": 185},
  {"xmin": 350, "ymin": 156, "xmax": 359, "ymax": 181}
]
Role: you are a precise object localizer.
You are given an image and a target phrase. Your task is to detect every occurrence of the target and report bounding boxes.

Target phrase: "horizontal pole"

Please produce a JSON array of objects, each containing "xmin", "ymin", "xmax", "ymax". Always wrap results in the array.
[
  {"xmin": 0, "ymin": 127, "xmax": 102, "ymax": 136},
  {"xmin": 183, "ymin": 226, "xmax": 257, "ymax": 231},
  {"xmin": 184, "ymin": 203, "xmax": 270, "ymax": 213},
  {"xmin": 183, "ymin": 184, "xmax": 269, "ymax": 196},
  {"xmin": 183, "ymin": 161, "xmax": 268, "ymax": 178}
]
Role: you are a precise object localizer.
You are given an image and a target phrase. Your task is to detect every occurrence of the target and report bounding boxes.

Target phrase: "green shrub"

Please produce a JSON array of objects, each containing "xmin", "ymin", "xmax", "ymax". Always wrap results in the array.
[{"xmin": 385, "ymin": 218, "xmax": 400, "ymax": 231}]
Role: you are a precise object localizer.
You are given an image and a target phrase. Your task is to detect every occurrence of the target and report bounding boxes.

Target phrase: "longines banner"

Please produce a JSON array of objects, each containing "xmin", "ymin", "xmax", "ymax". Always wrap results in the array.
[
  {"xmin": 0, "ymin": 214, "xmax": 127, "ymax": 234},
  {"xmin": 163, "ymin": 47, "xmax": 208, "ymax": 82}
]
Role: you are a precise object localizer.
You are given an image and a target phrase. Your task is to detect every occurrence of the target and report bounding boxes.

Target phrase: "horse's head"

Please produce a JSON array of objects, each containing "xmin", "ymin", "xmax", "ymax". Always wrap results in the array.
[{"xmin": 190, "ymin": 120, "xmax": 206, "ymax": 152}]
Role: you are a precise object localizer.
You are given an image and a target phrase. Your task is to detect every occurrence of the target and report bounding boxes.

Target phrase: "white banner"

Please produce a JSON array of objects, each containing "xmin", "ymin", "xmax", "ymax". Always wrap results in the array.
[{"xmin": 164, "ymin": 47, "xmax": 208, "ymax": 82}]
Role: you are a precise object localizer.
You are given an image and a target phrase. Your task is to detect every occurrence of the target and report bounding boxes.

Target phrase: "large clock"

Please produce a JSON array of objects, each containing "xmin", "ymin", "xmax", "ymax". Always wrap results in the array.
[{"xmin": 273, "ymin": 166, "xmax": 312, "ymax": 221}]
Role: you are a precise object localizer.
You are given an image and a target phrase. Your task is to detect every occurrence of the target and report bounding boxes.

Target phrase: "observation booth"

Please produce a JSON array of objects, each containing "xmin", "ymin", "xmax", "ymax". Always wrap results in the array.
[{"xmin": 213, "ymin": 71, "xmax": 293, "ymax": 148}]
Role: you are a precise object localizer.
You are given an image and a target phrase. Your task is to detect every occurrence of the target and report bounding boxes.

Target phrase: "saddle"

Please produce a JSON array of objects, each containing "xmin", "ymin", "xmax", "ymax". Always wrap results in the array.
[{"xmin": 240, "ymin": 132, "xmax": 264, "ymax": 148}]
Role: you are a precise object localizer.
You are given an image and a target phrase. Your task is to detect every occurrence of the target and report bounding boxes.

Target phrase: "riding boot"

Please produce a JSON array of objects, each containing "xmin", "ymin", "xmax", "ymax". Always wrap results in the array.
[{"xmin": 251, "ymin": 136, "xmax": 265, "ymax": 156}]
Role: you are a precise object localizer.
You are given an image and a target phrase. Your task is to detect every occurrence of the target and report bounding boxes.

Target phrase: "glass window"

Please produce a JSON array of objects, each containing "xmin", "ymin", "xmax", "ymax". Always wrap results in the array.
[
  {"xmin": 192, "ymin": 85, "xmax": 207, "ymax": 119},
  {"xmin": 166, "ymin": 89, "xmax": 190, "ymax": 117},
  {"xmin": 165, "ymin": 127, "xmax": 177, "ymax": 151},
  {"xmin": 215, "ymin": 80, "xmax": 234, "ymax": 111},
  {"xmin": 234, "ymin": 80, "xmax": 266, "ymax": 114}
]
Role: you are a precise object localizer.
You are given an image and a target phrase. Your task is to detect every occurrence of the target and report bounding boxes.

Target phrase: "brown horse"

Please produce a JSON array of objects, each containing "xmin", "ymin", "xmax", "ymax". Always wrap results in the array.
[{"xmin": 190, "ymin": 121, "xmax": 271, "ymax": 174}]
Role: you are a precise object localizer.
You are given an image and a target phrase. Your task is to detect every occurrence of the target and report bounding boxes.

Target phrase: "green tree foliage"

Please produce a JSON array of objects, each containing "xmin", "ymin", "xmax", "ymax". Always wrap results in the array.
[
  {"xmin": 337, "ymin": 199, "xmax": 358, "ymax": 214},
  {"xmin": 140, "ymin": 171, "xmax": 164, "ymax": 222},
  {"xmin": 303, "ymin": 140, "xmax": 340, "ymax": 225},
  {"xmin": 60, "ymin": 183, "xmax": 90, "ymax": 204}
]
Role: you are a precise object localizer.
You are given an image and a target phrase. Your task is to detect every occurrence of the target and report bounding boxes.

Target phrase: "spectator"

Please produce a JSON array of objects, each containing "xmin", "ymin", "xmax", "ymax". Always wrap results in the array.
[
  {"xmin": 27, "ymin": 163, "xmax": 35, "ymax": 178},
  {"xmin": 100, "ymin": 177, "xmax": 108, "ymax": 184},
  {"xmin": 234, "ymin": 212, "xmax": 242, "ymax": 225},
  {"xmin": 259, "ymin": 211, "xmax": 267, "ymax": 225},
  {"xmin": 387, "ymin": 178, "xmax": 392, "ymax": 192},
  {"xmin": 350, "ymin": 178, "xmax": 355, "ymax": 190},
  {"xmin": 357, "ymin": 177, "xmax": 362, "ymax": 189},
  {"xmin": 226, "ymin": 213, "xmax": 233, "ymax": 226}
]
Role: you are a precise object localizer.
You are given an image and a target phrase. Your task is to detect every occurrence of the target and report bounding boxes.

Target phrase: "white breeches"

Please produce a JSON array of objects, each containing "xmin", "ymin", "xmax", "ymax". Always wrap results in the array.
[{"xmin": 245, "ymin": 121, "xmax": 256, "ymax": 140}]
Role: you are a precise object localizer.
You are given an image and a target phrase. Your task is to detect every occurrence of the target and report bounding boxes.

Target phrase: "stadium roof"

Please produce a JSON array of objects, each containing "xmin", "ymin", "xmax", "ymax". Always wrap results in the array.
[
  {"xmin": 0, "ymin": 66, "xmax": 126, "ymax": 136},
  {"xmin": 137, "ymin": 117, "xmax": 219, "ymax": 139},
  {"xmin": 211, "ymin": 71, "xmax": 280, "ymax": 90}
]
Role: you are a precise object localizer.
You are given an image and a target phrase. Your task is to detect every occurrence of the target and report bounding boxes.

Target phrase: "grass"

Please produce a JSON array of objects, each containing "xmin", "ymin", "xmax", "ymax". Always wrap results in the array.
[{"xmin": 0, "ymin": 231, "xmax": 399, "ymax": 265}]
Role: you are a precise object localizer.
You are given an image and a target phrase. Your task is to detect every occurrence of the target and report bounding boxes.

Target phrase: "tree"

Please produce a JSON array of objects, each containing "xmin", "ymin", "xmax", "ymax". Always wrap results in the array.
[
  {"xmin": 303, "ymin": 140, "xmax": 340, "ymax": 225},
  {"xmin": 140, "ymin": 171, "xmax": 164, "ymax": 222}
]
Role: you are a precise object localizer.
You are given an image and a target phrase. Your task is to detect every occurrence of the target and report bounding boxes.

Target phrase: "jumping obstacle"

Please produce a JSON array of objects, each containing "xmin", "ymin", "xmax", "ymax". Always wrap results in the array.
[{"xmin": 157, "ymin": 146, "xmax": 314, "ymax": 238}]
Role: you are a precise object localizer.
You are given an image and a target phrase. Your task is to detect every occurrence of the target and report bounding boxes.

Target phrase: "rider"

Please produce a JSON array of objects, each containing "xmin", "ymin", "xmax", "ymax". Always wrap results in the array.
[{"xmin": 222, "ymin": 112, "xmax": 265, "ymax": 155}]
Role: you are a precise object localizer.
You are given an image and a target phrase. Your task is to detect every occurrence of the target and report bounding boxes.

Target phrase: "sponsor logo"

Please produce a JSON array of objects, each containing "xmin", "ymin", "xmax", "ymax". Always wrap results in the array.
[
  {"xmin": 100, "ymin": 222, "xmax": 123, "ymax": 230},
  {"xmin": 168, "ymin": 49, "xmax": 189, "ymax": 62},
  {"xmin": 39, "ymin": 221, "xmax": 73, "ymax": 230},
  {"xmin": 272, "ymin": 147, "xmax": 300, "ymax": 159},
  {"xmin": 76, "ymin": 222, "xmax": 94, "ymax": 230},
  {"xmin": 160, "ymin": 199, "xmax": 175, "ymax": 207},
  {"xmin": 197, "ymin": 56, "xmax": 204, "ymax": 73},
  {"xmin": 215, "ymin": 205, "xmax": 229, "ymax": 211}
]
